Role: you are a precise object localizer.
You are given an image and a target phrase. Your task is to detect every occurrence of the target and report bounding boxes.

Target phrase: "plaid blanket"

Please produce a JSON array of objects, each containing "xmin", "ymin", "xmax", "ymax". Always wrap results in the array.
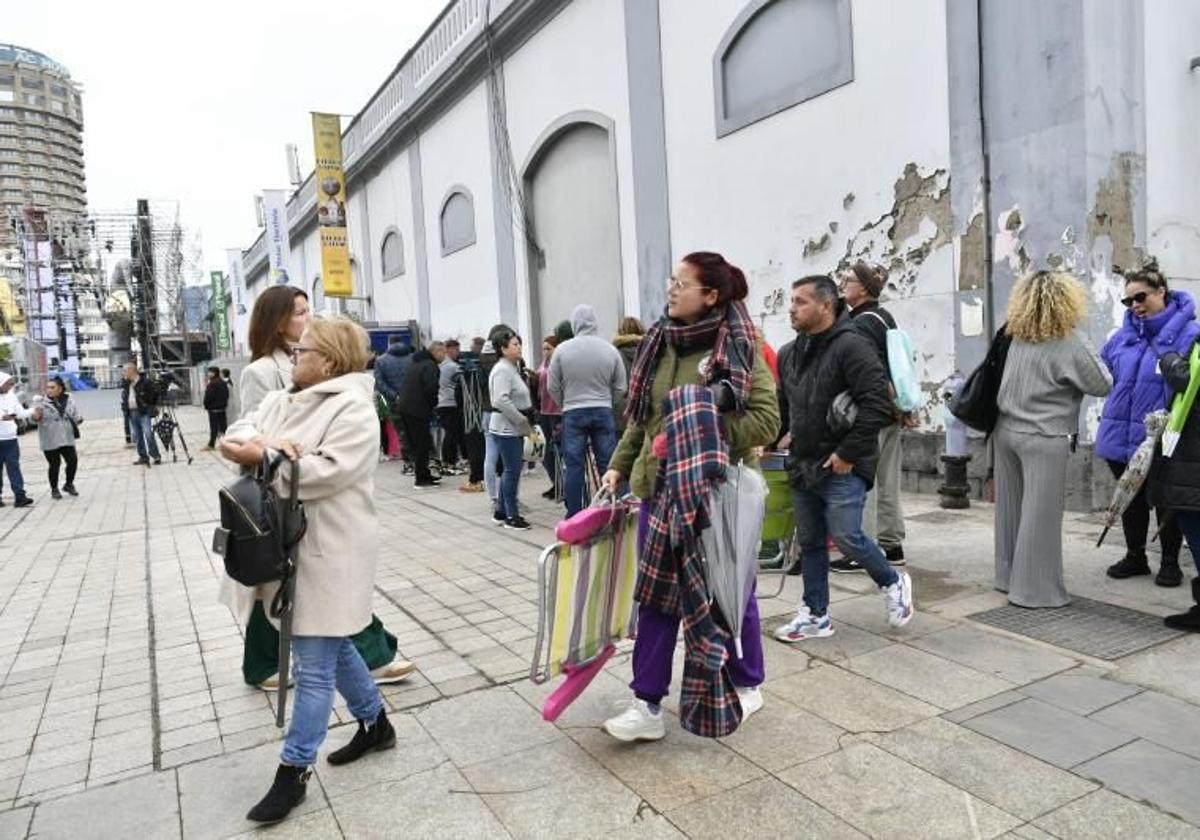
[{"xmin": 635, "ymin": 385, "xmax": 743, "ymax": 738}]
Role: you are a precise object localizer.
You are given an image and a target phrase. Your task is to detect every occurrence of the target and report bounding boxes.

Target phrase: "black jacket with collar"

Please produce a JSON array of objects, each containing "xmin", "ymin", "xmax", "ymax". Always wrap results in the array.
[
  {"xmin": 121, "ymin": 374, "xmax": 161, "ymax": 415},
  {"xmin": 203, "ymin": 377, "xmax": 229, "ymax": 411},
  {"xmin": 399, "ymin": 350, "xmax": 440, "ymax": 418},
  {"xmin": 777, "ymin": 315, "xmax": 894, "ymax": 488},
  {"xmin": 847, "ymin": 299, "xmax": 896, "ymax": 370}
]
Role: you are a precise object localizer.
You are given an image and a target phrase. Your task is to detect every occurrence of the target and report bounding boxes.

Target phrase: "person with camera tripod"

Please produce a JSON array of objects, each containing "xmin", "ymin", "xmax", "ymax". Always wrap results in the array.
[{"xmin": 121, "ymin": 361, "xmax": 161, "ymax": 467}]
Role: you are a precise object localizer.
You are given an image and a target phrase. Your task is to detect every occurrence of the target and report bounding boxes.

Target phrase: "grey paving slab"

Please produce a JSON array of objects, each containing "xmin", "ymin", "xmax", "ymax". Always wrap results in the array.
[
  {"xmin": 780, "ymin": 742, "xmax": 1022, "ymax": 839},
  {"xmin": 462, "ymin": 738, "xmax": 645, "ymax": 839},
  {"xmin": 719, "ymin": 694, "xmax": 845, "ymax": 772},
  {"xmin": 511, "ymin": 667, "xmax": 633, "ymax": 731},
  {"xmin": 1116, "ymin": 634, "xmax": 1200, "ymax": 706},
  {"xmin": 765, "ymin": 662, "xmax": 941, "ymax": 733},
  {"xmin": 941, "ymin": 690, "xmax": 1027, "ymax": 724},
  {"xmin": 1020, "ymin": 669, "xmax": 1143, "ymax": 716},
  {"xmin": 827, "ymin": 593, "xmax": 956, "ymax": 639},
  {"xmin": 767, "ymin": 620, "xmax": 895, "ymax": 663},
  {"xmin": 415, "ymin": 685, "xmax": 561, "ymax": 768},
  {"xmin": 570, "ymin": 721, "xmax": 764, "ymax": 812},
  {"xmin": 912, "ymin": 624, "xmax": 1079, "ymax": 685},
  {"xmin": 313, "ymin": 712, "xmax": 446, "ymax": 801},
  {"xmin": 29, "ymin": 771, "xmax": 179, "ymax": 840},
  {"xmin": 226, "ymin": 806, "xmax": 342, "ymax": 839},
  {"xmin": 1034, "ymin": 788, "xmax": 1200, "ymax": 839},
  {"xmin": 0, "ymin": 808, "xmax": 31, "ymax": 840},
  {"xmin": 178, "ymin": 741, "xmax": 328, "ymax": 840},
  {"xmin": 842, "ymin": 644, "xmax": 1015, "ymax": 710},
  {"xmin": 329, "ymin": 761, "xmax": 509, "ymax": 840},
  {"xmin": 1076, "ymin": 739, "xmax": 1200, "ymax": 826},
  {"xmin": 877, "ymin": 717, "xmax": 1097, "ymax": 820},
  {"xmin": 666, "ymin": 776, "xmax": 867, "ymax": 839},
  {"xmin": 1089, "ymin": 689, "xmax": 1200, "ymax": 760},
  {"xmin": 963, "ymin": 698, "xmax": 1136, "ymax": 769}
]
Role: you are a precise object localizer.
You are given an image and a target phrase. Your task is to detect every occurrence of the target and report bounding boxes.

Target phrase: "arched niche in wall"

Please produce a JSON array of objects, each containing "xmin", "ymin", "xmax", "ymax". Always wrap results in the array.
[
  {"xmin": 380, "ymin": 227, "xmax": 405, "ymax": 280},
  {"xmin": 714, "ymin": 0, "xmax": 854, "ymax": 137},
  {"xmin": 439, "ymin": 186, "xmax": 476, "ymax": 256}
]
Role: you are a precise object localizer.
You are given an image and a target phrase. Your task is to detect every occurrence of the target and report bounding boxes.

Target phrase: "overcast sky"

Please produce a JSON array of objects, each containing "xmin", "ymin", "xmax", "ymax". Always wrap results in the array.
[{"xmin": 9, "ymin": 0, "xmax": 447, "ymax": 275}]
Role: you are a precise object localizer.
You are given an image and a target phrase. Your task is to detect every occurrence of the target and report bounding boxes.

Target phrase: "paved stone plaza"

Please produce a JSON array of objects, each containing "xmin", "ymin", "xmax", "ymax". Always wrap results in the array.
[{"xmin": 0, "ymin": 395, "xmax": 1199, "ymax": 839}]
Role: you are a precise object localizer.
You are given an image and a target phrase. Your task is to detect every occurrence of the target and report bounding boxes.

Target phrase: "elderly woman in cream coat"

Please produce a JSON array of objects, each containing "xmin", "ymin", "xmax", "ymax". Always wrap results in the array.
[{"xmin": 221, "ymin": 317, "xmax": 393, "ymax": 826}]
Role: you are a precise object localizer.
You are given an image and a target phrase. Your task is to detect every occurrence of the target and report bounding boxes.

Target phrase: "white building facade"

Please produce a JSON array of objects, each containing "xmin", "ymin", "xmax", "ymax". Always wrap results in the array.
[{"xmin": 236, "ymin": 0, "xmax": 1200, "ymax": 506}]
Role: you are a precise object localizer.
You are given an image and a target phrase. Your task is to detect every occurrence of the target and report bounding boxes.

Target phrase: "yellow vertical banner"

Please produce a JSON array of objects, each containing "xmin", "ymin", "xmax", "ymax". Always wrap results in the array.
[{"xmin": 311, "ymin": 112, "xmax": 352, "ymax": 297}]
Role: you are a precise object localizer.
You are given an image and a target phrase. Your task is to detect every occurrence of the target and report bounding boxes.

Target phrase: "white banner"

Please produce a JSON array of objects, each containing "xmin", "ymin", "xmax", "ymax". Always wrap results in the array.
[
  {"xmin": 263, "ymin": 189, "xmax": 293, "ymax": 286},
  {"xmin": 225, "ymin": 248, "xmax": 248, "ymax": 355}
]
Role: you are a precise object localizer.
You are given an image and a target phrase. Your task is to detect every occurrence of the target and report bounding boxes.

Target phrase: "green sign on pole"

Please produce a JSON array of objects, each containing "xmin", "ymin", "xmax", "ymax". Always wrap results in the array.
[{"xmin": 210, "ymin": 271, "xmax": 230, "ymax": 354}]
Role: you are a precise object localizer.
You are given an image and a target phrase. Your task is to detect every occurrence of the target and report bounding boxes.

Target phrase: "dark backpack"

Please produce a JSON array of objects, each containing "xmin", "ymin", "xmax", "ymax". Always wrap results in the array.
[
  {"xmin": 949, "ymin": 323, "xmax": 1012, "ymax": 436},
  {"xmin": 212, "ymin": 454, "xmax": 306, "ymax": 587}
]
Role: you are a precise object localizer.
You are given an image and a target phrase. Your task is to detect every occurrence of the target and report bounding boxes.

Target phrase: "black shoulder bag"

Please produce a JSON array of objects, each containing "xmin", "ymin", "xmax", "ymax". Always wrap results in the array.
[{"xmin": 948, "ymin": 323, "xmax": 1012, "ymax": 436}]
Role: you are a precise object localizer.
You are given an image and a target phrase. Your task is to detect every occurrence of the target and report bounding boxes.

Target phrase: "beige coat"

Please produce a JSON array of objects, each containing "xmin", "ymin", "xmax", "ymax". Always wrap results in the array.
[
  {"xmin": 224, "ymin": 372, "xmax": 379, "ymax": 637},
  {"xmin": 239, "ymin": 349, "xmax": 293, "ymax": 416}
]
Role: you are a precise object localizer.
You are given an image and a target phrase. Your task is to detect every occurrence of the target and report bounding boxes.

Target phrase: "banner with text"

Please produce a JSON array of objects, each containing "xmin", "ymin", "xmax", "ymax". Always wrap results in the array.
[
  {"xmin": 210, "ymin": 271, "xmax": 230, "ymax": 353},
  {"xmin": 263, "ymin": 189, "xmax": 293, "ymax": 285},
  {"xmin": 225, "ymin": 248, "xmax": 248, "ymax": 355},
  {"xmin": 311, "ymin": 112, "xmax": 352, "ymax": 297}
]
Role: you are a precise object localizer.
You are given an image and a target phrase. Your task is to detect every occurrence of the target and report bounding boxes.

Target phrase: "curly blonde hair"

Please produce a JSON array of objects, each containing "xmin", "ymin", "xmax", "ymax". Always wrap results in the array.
[{"xmin": 1005, "ymin": 270, "xmax": 1087, "ymax": 343}]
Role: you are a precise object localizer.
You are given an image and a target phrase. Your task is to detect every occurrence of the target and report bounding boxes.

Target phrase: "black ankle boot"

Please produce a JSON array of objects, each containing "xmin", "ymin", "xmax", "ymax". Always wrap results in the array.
[
  {"xmin": 1156, "ymin": 557, "xmax": 1184, "ymax": 588},
  {"xmin": 246, "ymin": 764, "xmax": 309, "ymax": 824},
  {"xmin": 327, "ymin": 709, "xmax": 396, "ymax": 766},
  {"xmin": 1107, "ymin": 550, "xmax": 1151, "ymax": 579},
  {"xmin": 1165, "ymin": 578, "xmax": 1200, "ymax": 633}
]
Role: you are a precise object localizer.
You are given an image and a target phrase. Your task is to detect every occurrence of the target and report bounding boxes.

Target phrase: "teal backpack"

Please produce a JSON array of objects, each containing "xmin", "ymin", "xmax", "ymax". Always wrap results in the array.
[{"xmin": 864, "ymin": 311, "xmax": 923, "ymax": 413}]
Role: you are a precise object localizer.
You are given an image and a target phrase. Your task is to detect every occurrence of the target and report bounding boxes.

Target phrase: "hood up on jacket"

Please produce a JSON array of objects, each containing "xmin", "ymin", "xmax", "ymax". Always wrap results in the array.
[
  {"xmin": 386, "ymin": 343, "xmax": 415, "ymax": 358},
  {"xmin": 571, "ymin": 304, "xmax": 598, "ymax": 337}
]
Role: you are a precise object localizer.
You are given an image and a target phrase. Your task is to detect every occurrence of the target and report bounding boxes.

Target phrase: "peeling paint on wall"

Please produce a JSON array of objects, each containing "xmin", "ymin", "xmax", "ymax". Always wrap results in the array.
[
  {"xmin": 957, "ymin": 212, "xmax": 985, "ymax": 291},
  {"xmin": 994, "ymin": 205, "xmax": 1032, "ymax": 275},
  {"xmin": 803, "ymin": 232, "xmax": 832, "ymax": 257},
  {"xmin": 1088, "ymin": 152, "xmax": 1144, "ymax": 273}
]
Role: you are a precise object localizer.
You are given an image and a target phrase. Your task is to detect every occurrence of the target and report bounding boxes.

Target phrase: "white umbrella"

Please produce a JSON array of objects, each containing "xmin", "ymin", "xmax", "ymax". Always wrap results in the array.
[{"xmin": 700, "ymin": 463, "xmax": 768, "ymax": 658}]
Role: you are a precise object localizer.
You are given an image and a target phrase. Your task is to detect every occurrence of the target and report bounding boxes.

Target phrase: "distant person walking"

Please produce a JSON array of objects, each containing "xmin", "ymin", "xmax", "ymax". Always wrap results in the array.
[
  {"xmin": 993, "ymin": 270, "xmax": 1112, "ymax": 608},
  {"xmin": 32, "ymin": 376, "xmax": 81, "ymax": 500},
  {"xmin": 488, "ymin": 328, "xmax": 533, "ymax": 530},
  {"xmin": 121, "ymin": 361, "xmax": 162, "ymax": 467},
  {"xmin": 202, "ymin": 366, "xmax": 230, "ymax": 450},
  {"xmin": 0, "ymin": 372, "xmax": 34, "ymax": 507}
]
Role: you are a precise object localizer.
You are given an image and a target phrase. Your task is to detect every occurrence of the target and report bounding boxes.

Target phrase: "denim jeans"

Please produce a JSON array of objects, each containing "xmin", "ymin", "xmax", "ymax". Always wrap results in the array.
[
  {"xmin": 561, "ymin": 407, "xmax": 617, "ymax": 516},
  {"xmin": 483, "ymin": 411, "xmax": 499, "ymax": 500},
  {"xmin": 280, "ymin": 636, "xmax": 382, "ymax": 767},
  {"xmin": 1167, "ymin": 511, "xmax": 1200, "ymax": 577},
  {"xmin": 494, "ymin": 434, "xmax": 524, "ymax": 520},
  {"xmin": 540, "ymin": 415, "xmax": 562, "ymax": 488},
  {"xmin": 791, "ymin": 472, "xmax": 898, "ymax": 615},
  {"xmin": 129, "ymin": 412, "xmax": 161, "ymax": 460},
  {"xmin": 0, "ymin": 438, "xmax": 25, "ymax": 498}
]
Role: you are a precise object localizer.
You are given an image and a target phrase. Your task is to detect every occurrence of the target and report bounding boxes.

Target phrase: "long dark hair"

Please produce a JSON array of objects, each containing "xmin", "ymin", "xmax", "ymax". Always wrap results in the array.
[
  {"xmin": 681, "ymin": 251, "xmax": 749, "ymax": 307},
  {"xmin": 248, "ymin": 286, "xmax": 308, "ymax": 361}
]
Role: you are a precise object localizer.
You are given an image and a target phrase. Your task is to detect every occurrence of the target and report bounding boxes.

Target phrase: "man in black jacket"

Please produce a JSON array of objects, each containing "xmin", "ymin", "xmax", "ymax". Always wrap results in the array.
[
  {"xmin": 399, "ymin": 342, "xmax": 444, "ymax": 488},
  {"xmin": 202, "ymin": 366, "xmax": 230, "ymax": 450},
  {"xmin": 773, "ymin": 274, "xmax": 914, "ymax": 644},
  {"xmin": 840, "ymin": 261, "xmax": 909, "ymax": 571},
  {"xmin": 121, "ymin": 361, "xmax": 162, "ymax": 466}
]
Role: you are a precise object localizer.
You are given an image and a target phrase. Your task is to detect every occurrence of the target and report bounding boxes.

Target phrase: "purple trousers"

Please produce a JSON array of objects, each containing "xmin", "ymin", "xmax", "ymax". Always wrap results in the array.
[{"xmin": 630, "ymin": 503, "xmax": 766, "ymax": 705}]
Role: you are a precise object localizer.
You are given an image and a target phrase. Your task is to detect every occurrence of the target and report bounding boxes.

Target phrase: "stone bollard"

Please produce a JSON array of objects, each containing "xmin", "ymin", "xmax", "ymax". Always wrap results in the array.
[{"xmin": 939, "ymin": 375, "xmax": 972, "ymax": 509}]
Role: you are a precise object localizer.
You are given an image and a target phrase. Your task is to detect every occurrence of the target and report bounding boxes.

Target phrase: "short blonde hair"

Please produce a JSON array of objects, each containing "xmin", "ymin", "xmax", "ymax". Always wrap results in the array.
[
  {"xmin": 304, "ymin": 317, "xmax": 369, "ymax": 376},
  {"xmin": 1006, "ymin": 270, "xmax": 1087, "ymax": 343}
]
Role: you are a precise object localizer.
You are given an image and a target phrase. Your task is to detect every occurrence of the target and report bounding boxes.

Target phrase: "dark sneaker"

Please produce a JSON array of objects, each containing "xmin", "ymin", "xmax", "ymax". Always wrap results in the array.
[
  {"xmin": 1156, "ymin": 558, "xmax": 1184, "ymax": 588},
  {"xmin": 1107, "ymin": 551, "xmax": 1151, "ymax": 579},
  {"xmin": 327, "ymin": 710, "xmax": 396, "ymax": 766},
  {"xmin": 492, "ymin": 511, "xmax": 507, "ymax": 526},
  {"xmin": 830, "ymin": 558, "xmax": 864, "ymax": 573},
  {"xmin": 1165, "ymin": 606, "xmax": 1200, "ymax": 632},
  {"xmin": 246, "ymin": 764, "xmax": 310, "ymax": 824},
  {"xmin": 414, "ymin": 479, "xmax": 441, "ymax": 489},
  {"xmin": 13, "ymin": 495, "xmax": 33, "ymax": 508},
  {"xmin": 134, "ymin": 458, "xmax": 150, "ymax": 466},
  {"xmin": 153, "ymin": 458, "xmax": 162, "ymax": 465},
  {"xmin": 51, "ymin": 489, "xmax": 62, "ymax": 500},
  {"xmin": 63, "ymin": 484, "xmax": 78, "ymax": 497},
  {"xmin": 885, "ymin": 546, "xmax": 907, "ymax": 567},
  {"xmin": 504, "ymin": 516, "xmax": 532, "ymax": 531}
]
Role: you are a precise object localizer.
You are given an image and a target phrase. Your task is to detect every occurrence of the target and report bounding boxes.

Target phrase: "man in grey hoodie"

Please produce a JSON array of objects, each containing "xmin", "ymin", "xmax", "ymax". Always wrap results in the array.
[{"xmin": 549, "ymin": 304, "xmax": 627, "ymax": 516}]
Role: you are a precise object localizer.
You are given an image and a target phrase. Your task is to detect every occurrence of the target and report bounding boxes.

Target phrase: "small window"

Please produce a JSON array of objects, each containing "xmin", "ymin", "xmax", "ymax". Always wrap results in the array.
[
  {"xmin": 714, "ymin": 0, "xmax": 854, "ymax": 137},
  {"xmin": 439, "ymin": 187, "xmax": 476, "ymax": 256},
  {"xmin": 21, "ymin": 78, "xmax": 42, "ymax": 91},
  {"xmin": 380, "ymin": 228, "xmax": 404, "ymax": 280},
  {"xmin": 312, "ymin": 275, "xmax": 325, "ymax": 311}
]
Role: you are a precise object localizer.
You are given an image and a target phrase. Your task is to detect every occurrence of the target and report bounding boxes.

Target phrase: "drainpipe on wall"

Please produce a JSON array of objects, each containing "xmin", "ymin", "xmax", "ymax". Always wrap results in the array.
[{"xmin": 976, "ymin": 0, "xmax": 998, "ymax": 499}]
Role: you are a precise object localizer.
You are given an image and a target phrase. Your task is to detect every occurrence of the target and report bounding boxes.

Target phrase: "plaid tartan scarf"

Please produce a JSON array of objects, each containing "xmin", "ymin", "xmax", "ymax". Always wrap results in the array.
[
  {"xmin": 625, "ymin": 301, "xmax": 758, "ymax": 425},
  {"xmin": 635, "ymin": 385, "xmax": 743, "ymax": 738}
]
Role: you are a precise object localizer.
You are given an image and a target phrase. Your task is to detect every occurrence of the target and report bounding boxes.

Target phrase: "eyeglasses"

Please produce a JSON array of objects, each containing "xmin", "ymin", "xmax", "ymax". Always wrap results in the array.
[
  {"xmin": 667, "ymin": 277, "xmax": 712, "ymax": 293},
  {"xmin": 289, "ymin": 346, "xmax": 320, "ymax": 362},
  {"xmin": 1120, "ymin": 291, "xmax": 1152, "ymax": 308}
]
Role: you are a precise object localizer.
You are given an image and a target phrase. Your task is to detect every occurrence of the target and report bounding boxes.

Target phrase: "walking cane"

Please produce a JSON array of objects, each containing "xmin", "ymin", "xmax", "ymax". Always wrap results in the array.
[{"xmin": 271, "ymin": 460, "xmax": 305, "ymax": 729}]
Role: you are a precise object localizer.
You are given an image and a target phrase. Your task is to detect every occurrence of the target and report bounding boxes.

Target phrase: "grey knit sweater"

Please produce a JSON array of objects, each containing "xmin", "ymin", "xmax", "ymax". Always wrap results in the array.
[{"xmin": 997, "ymin": 331, "xmax": 1112, "ymax": 435}]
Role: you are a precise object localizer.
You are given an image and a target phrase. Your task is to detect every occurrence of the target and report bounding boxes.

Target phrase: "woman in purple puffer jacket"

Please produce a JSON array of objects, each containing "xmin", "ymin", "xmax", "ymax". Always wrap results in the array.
[{"xmin": 1096, "ymin": 260, "xmax": 1199, "ymax": 587}]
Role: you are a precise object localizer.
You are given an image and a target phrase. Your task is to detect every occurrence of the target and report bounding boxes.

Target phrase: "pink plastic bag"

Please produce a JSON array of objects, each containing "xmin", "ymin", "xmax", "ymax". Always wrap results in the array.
[{"xmin": 554, "ymin": 497, "xmax": 621, "ymax": 545}]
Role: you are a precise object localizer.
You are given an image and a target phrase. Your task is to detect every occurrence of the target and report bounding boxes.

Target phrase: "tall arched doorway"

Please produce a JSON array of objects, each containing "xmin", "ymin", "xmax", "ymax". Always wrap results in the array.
[{"xmin": 524, "ymin": 116, "xmax": 622, "ymax": 351}]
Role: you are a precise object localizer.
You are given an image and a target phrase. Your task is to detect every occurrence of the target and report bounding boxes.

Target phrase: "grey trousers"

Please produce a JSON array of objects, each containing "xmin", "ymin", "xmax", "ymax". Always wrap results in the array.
[
  {"xmin": 864, "ymin": 423, "xmax": 905, "ymax": 550},
  {"xmin": 993, "ymin": 425, "xmax": 1071, "ymax": 608}
]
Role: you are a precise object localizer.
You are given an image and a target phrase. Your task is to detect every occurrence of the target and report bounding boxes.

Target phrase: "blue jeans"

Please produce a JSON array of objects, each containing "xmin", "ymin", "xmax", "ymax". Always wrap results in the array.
[
  {"xmin": 561, "ymin": 407, "xmax": 617, "ymax": 516},
  {"xmin": 1167, "ymin": 511, "xmax": 1200, "ymax": 577},
  {"xmin": 483, "ymin": 411, "xmax": 499, "ymax": 501},
  {"xmin": 791, "ymin": 472, "xmax": 898, "ymax": 615},
  {"xmin": 129, "ymin": 412, "xmax": 161, "ymax": 461},
  {"xmin": 0, "ymin": 438, "xmax": 25, "ymax": 498},
  {"xmin": 494, "ymin": 434, "xmax": 524, "ymax": 520},
  {"xmin": 281, "ymin": 636, "xmax": 382, "ymax": 767}
]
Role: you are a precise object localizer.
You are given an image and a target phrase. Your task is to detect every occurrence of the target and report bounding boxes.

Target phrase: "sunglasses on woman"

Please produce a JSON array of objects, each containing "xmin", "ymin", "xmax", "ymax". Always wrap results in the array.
[{"xmin": 1120, "ymin": 291, "xmax": 1153, "ymax": 308}]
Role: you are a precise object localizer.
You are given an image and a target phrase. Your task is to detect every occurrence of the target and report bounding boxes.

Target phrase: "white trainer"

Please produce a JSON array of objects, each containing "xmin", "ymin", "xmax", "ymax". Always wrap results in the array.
[
  {"xmin": 735, "ymin": 686, "xmax": 764, "ymax": 720},
  {"xmin": 773, "ymin": 606, "xmax": 834, "ymax": 642},
  {"xmin": 885, "ymin": 570, "xmax": 915, "ymax": 628},
  {"xmin": 604, "ymin": 698, "xmax": 666, "ymax": 742}
]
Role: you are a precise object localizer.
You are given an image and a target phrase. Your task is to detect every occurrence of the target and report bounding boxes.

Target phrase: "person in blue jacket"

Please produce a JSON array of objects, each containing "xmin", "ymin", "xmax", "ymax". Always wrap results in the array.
[{"xmin": 1096, "ymin": 259, "xmax": 1199, "ymax": 587}]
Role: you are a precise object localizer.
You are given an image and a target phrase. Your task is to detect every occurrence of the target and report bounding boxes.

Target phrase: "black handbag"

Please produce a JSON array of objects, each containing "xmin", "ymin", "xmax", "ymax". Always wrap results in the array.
[
  {"xmin": 212, "ymin": 454, "xmax": 306, "ymax": 587},
  {"xmin": 949, "ymin": 324, "xmax": 1012, "ymax": 435}
]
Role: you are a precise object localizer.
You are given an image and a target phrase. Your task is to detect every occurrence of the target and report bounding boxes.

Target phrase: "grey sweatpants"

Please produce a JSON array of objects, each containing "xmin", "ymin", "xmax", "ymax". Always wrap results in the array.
[
  {"xmin": 864, "ymin": 423, "xmax": 905, "ymax": 551},
  {"xmin": 993, "ymin": 424, "xmax": 1071, "ymax": 608}
]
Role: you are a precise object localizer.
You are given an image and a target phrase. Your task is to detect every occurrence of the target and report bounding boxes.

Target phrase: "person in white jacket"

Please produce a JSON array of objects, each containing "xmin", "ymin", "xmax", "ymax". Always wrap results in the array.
[
  {"xmin": 0, "ymin": 373, "xmax": 35, "ymax": 507},
  {"xmin": 220, "ymin": 317, "xmax": 393, "ymax": 825}
]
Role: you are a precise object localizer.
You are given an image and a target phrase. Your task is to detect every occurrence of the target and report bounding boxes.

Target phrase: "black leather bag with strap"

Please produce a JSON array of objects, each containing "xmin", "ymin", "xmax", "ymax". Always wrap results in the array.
[
  {"xmin": 949, "ymin": 323, "xmax": 1012, "ymax": 436},
  {"xmin": 212, "ymin": 453, "xmax": 307, "ymax": 587}
]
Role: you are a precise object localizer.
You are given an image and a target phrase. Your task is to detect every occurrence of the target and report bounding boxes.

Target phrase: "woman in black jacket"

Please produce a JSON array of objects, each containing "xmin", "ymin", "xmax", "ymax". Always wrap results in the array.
[
  {"xmin": 1147, "ymin": 347, "xmax": 1200, "ymax": 631},
  {"xmin": 202, "ymin": 366, "xmax": 230, "ymax": 449}
]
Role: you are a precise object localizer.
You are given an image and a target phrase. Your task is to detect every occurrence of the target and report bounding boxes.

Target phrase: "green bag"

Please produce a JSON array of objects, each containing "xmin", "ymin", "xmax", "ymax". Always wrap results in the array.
[{"xmin": 1162, "ymin": 344, "xmax": 1200, "ymax": 458}]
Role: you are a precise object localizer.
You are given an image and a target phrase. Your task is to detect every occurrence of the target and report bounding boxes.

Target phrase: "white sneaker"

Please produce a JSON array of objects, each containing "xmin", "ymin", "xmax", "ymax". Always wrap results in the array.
[
  {"xmin": 735, "ymin": 686, "xmax": 763, "ymax": 720},
  {"xmin": 773, "ymin": 606, "xmax": 834, "ymax": 643},
  {"xmin": 371, "ymin": 658, "xmax": 416, "ymax": 684},
  {"xmin": 884, "ymin": 571, "xmax": 915, "ymax": 628},
  {"xmin": 604, "ymin": 698, "xmax": 666, "ymax": 742}
]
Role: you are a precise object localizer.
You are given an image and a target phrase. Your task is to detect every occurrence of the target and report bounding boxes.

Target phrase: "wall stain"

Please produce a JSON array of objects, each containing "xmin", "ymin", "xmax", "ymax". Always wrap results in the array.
[
  {"xmin": 1087, "ymin": 151, "xmax": 1144, "ymax": 272},
  {"xmin": 803, "ymin": 232, "xmax": 832, "ymax": 258},
  {"xmin": 957, "ymin": 212, "xmax": 985, "ymax": 291}
]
